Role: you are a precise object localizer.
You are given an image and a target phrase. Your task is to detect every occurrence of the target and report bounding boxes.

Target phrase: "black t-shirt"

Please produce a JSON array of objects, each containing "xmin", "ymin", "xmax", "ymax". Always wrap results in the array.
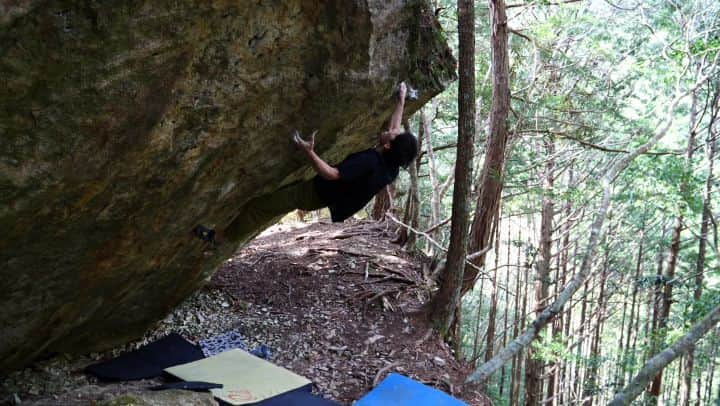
[{"xmin": 314, "ymin": 148, "xmax": 399, "ymax": 222}]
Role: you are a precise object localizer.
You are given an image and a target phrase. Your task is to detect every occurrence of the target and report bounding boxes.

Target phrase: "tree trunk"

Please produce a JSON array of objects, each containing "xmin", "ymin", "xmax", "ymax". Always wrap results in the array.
[
  {"xmin": 471, "ymin": 276, "xmax": 485, "ymax": 365},
  {"xmin": 510, "ymin": 228, "xmax": 524, "ymax": 406},
  {"xmin": 427, "ymin": 0, "xmax": 476, "ymax": 335},
  {"xmin": 571, "ymin": 274, "xmax": 591, "ymax": 401},
  {"xmin": 462, "ymin": 0, "xmax": 511, "ymax": 295},
  {"xmin": 609, "ymin": 303, "xmax": 720, "ymax": 406},
  {"xmin": 395, "ymin": 119, "xmax": 423, "ymax": 248},
  {"xmin": 548, "ymin": 255, "xmax": 561, "ymax": 406},
  {"xmin": 395, "ymin": 185, "xmax": 413, "ymax": 247},
  {"xmin": 615, "ymin": 283, "xmax": 628, "ymax": 388},
  {"xmin": 584, "ymin": 248, "xmax": 609, "ymax": 405},
  {"xmin": 371, "ymin": 184, "xmax": 394, "ymax": 220},
  {"xmin": 682, "ymin": 84, "xmax": 719, "ymax": 406},
  {"xmin": 545, "ymin": 138, "xmax": 558, "ymax": 405},
  {"xmin": 485, "ymin": 216, "xmax": 502, "ymax": 363},
  {"xmin": 647, "ymin": 234, "xmax": 666, "ymax": 371},
  {"xmin": 519, "ymin": 240, "xmax": 531, "ymax": 403},
  {"xmin": 651, "ymin": 87, "xmax": 698, "ymax": 400},
  {"xmin": 499, "ymin": 222, "xmax": 512, "ymax": 396},
  {"xmin": 649, "ymin": 217, "xmax": 681, "ymax": 401},
  {"xmin": 672, "ymin": 361, "xmax": 682, "ymax": 403},
  {"xmin": 703, "ymin": 331, "xmax": 718, "ymax": 405},
  {"xmin": 466, "ymin": 62, "xmax": 715, "ymax": 383},
  {"xmin": 453, "ymin": 302, "xmax": 463, "ymax": 357},
  {"xmin": 410, "ymin": 120, "xmax": 423, "ymax": 248},
  {"xmin": 620, "ymin": 218, "xmax": 645, "ymax": 388},
  {"xmin": 423, "ymin": 100, "xmax": 442, "ymax": 255},
  {"xmin": 560, "ymin": 167, "xmax": 575, "ymax": 405},
  {"xmin": 526, "ymin": 137, "xmax": 555, "ymax": 405}
]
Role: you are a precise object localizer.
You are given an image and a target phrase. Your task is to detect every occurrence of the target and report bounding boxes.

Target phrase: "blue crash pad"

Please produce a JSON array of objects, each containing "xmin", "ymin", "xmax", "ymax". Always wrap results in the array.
[{"xmin": 355, "ymin": 373, "xmax": 466, "ymax": 406}]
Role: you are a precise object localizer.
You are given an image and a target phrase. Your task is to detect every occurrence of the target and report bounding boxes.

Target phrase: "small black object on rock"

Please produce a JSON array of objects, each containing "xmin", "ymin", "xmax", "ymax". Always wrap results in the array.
[{"xmin": 192, "ymin": 225, "xmax": 217, "ymax": 246}]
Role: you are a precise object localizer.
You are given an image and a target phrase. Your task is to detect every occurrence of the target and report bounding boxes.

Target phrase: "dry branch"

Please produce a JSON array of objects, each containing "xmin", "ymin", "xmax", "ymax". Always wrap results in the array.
[{"xmin": 608, "ymin": 303, "xmax": 720, "ymax": 405}]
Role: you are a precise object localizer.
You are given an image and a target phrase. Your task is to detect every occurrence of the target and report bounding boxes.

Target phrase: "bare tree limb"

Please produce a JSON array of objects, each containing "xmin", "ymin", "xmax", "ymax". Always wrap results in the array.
[{"xmin": 609, "ymin": 302, "xmax": 720, "ymax": 405}]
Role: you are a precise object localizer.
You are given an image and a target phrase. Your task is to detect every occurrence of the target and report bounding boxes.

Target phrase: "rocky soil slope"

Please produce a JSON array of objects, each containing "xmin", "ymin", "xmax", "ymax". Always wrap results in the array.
[{"xmin": 1, "ymin": 221, "xmax": 488, "ymax": 405}]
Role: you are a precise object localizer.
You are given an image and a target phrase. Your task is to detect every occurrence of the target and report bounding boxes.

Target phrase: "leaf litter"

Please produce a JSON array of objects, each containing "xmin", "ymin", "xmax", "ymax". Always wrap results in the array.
[{"xmin": 1, "ymin": 220, "xmax": 489, "ymax": 405}]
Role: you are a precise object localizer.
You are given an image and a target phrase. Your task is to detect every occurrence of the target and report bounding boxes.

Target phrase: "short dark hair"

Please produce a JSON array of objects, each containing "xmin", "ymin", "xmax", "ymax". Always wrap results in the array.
[{"xmin": 385, "ymin": 132, "xmax": 418, "ymax": 169}]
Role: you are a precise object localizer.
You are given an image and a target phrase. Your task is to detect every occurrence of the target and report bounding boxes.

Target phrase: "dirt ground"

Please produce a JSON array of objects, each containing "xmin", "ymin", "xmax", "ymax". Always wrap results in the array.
[{"xmin": 1, "ymin": 220, "xmax": 489, "ymax": 405}]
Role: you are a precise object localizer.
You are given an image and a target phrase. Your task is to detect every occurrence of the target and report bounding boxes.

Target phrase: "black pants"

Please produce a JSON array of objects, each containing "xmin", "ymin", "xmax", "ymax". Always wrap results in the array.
[{"xmin": 224, "ymin": 180, "xmax": 326, "ymax": 244}]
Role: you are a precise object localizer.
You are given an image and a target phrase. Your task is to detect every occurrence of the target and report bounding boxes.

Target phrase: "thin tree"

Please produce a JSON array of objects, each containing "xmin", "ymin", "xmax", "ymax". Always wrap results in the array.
[
  {"xmin": 428, "ymin": 0, "xmax": 476, "ymax": 334},
  {"xmin": 681, "ymin": 81, "xmax": 719, "ymax": 406},
  {"xmin": 484, "ymin": 215, "xmax": 502, "ymax": 363},
  {"xmin": 509, "ymin": 227, "xmax": 525, "ymax": 405},
  {"xmin": 526, "ymin": 136, "xmax": 555, "ymax": 405},
  {"xmin": 498, "ymin": 222, "xmax": 513, "ymax": 396},
  {"xmin": 423, "ymin": 100, "xmax": 443, "ymax": 255},
  {"xmin": 585, "ymin": 245, "xmax": 609, "ymax": 404},
  {"xmin": 371, "ymin": 184, "xmax": 394, "ymax": 220},
  {"xmin": 462, "ymin": 0, "xmax": 511, "ymax": 295},
  {"xmin": 650, "ymin": 83, "xmax": 699, "ymax": 400},
  {"xmin": 402, "ymin": 119, "xmax": 423, "ymax": 250},
  {"xmin": 620, "ymin": 215, "xmax": 645, "ymax": 388},
  {"xmin": 560, "ymin": 167, "xmax": 576, "ymax": 404}
]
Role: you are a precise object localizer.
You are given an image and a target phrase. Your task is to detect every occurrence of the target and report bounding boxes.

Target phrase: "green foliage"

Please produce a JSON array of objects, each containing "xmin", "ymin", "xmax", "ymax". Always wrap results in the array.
[
  {"xmin": 398, "ymin": 0, "xmax": 720, "ymax": 402},
  {"xmin": 531, "ymin": 330, "xmax": 573, "ymax": 363}
]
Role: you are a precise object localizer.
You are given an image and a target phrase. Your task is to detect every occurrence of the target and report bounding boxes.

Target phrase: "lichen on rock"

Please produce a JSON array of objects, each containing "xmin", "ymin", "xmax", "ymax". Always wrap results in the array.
[{"xmin": 0, "ymin": 0, "xmax": 455, "ymax": 373}]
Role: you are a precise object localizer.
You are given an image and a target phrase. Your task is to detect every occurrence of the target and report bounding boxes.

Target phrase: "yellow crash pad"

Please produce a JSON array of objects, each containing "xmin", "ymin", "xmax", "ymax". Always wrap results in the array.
[{"xmin": 165, "ymin": 349, "xmax": 311, "ymax": 405}]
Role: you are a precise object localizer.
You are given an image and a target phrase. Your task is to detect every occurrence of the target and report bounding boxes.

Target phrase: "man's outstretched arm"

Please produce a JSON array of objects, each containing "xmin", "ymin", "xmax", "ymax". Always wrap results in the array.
[
  {"xmin": 293, "ymin": 131, "xmax": 340, "ymax": 180},
  {"xmin": 388, "ymin": 82, "xmax": 408, "ymax": 132}
]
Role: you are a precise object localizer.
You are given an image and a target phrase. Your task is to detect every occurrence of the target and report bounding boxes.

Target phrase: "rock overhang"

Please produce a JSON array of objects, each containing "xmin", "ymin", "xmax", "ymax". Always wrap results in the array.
[{"xmin": 0, "ymin": 0, "xmax": 456, "ymax": 373}]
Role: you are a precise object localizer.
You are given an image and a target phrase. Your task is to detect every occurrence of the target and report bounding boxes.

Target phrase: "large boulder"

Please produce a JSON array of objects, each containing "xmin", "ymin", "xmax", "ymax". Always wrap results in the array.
[
  {"xmin": 0, "ymin": 0, "xmax": 455, "ymax": 373},
  {"xmin": 98, "ymin": 391, "xmax": 218, "ymax": 406}
]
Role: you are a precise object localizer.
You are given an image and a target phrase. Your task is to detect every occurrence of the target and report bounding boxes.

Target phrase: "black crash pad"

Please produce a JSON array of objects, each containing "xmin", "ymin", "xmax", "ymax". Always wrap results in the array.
[
  {"xmin": 85, "ymin": 333, "xmax": 205, "ymax": 381},
  {"xmin": 220, "ymin": 385, "xmax": 340, "ymax": 406}
]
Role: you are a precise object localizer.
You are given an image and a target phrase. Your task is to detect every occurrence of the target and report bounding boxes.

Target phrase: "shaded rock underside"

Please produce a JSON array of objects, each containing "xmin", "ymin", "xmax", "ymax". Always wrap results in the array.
[{"xmin": 0, "ymin": 0, "xmax": 455, "ymax": 372}]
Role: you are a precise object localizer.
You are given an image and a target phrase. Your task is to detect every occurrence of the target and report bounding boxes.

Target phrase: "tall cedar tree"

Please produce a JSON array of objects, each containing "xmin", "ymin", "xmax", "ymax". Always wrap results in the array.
[
  {"xmin": 428, "ymin": 0, "xmax": 476, "ymax": 335},
  {"xmin": 525, "ymin": 137, "xmax": 555, "ymax": 405},
  {"xmin": 463, "ymin": 0, "xmax": 511, "ymax": 296},
  {"xmin": 649, "ymin": 82, "xmax": 699, "ymax": 402},
  {"xmin": 681, "ymin": 83, "xmax": 719, "ymax": 406}
]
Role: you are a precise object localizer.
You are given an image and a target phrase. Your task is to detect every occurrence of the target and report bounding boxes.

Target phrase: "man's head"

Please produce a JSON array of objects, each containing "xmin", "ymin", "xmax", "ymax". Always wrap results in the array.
[{"xmin": 380, "ymin": 130, "xmax": 418, "ymax": 168}]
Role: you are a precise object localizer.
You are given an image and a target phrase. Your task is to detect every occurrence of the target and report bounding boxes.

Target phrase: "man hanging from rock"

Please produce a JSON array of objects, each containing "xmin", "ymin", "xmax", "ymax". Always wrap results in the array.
[{"xmin": 193, "ymin": 82, "xmax": 418, "ymax": 247}]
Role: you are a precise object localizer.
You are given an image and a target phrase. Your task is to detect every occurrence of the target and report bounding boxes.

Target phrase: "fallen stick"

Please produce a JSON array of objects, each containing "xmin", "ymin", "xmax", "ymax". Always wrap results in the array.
[{"xmin": 373, "ymin": 362, "xmax": 400, "ymax": 386}]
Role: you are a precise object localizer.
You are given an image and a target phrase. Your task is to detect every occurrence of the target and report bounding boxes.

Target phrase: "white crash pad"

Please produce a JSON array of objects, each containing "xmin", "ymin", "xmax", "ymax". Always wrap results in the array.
[{"xmin": 165, "ymin": 348, "xmax": 311, "ymax": 405}]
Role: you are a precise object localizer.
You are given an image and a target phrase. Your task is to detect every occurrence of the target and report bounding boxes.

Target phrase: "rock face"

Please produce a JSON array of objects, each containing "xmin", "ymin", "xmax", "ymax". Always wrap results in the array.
[
  {"xmin": 0, "ymin": 1, "xmax": 455, "ymax": 373},
  {"xmin": 98, "ymin": 391, "xmax": 218, "ymax": 406}
]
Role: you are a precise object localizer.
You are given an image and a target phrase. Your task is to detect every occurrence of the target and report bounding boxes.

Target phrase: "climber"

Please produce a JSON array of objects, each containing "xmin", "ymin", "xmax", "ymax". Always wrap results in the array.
[{"xmin": 192, "ymin": 82, "xmax": 418, "ymax": 247}]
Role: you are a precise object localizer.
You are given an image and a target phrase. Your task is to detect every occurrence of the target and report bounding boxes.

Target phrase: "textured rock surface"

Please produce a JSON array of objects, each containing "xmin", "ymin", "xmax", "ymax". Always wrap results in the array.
[
  {"xmin": 0, "ymin": 0, "xmax": 455, "ymax": 373},
  {"xmin": 98, "ymin": 391, "xmax": 218, "ymax": 406}
]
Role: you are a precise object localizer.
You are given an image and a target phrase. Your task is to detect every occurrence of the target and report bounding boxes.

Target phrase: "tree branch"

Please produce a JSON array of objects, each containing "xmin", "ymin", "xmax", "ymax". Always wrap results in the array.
[{"xmin": 609, "ymin": 303, "xmax": 720, "ymax": 405}]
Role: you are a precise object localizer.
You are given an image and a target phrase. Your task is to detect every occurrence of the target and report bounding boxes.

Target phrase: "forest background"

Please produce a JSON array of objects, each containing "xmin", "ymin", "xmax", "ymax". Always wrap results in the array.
[{"xmin": 366, "ymin": 0, "xmax": 720, "ymax": 404}]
